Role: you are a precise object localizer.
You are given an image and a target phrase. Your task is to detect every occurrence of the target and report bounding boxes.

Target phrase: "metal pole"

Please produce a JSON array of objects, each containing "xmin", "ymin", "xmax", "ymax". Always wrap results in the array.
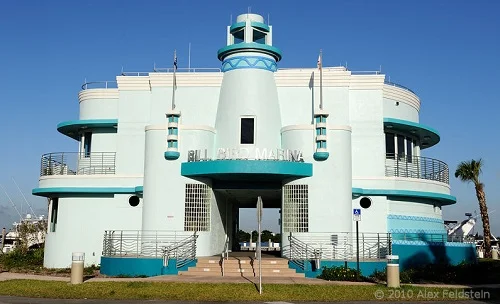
[
  {"xmin": 188, "ymin": 43, "xmax": 191, "ymax": 71},
  {"xmin": 356, "ymin": 221, "xmax": 360, "ymax": 280},
  {"xmin": 319, "ymin": 49, "xmax": 323, "ymax": 110},
  {"xmin": 172, "ymin": 50, "xmax": 177, "ymax": 110}
]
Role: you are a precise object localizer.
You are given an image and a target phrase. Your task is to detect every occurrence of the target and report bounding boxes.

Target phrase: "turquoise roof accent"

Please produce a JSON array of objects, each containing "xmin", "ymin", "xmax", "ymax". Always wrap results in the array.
[
  {"xmin": 229, "ymin": 22, "xmax": 245, "ymax": 33},
  {"xmin": 352, "ymin": 187, "xmax": 456, "ymax": 205},
  {"xmin": 164, "ymin": 151, "xmax": 180, "ymax": 160},
  {"xmin": 32, "ymin": 186, "xmax": 143, "ymax": 197},
  {"xmin": 181, "ymin": 160, "xmax": 312, "ymax": 182},
  {"xmin": 313, "ymin": 152, "xmax": 329, "ymax": 161},
  {"xmin": 217, "ymin": 43, "xmax": 282, "ymax": 62},
  {"xmin": 229, "ymin": 21, "xmax": 270, "ymax": 34},
  {"xmin": 250, "ymin": 21, "xmax": 270, "ymax": 32},
  {"xmin": 383, "ymin": 118, "xmax": 440, "ymax": 149},
  {"xmin": 57, "ymin": 119, "xmax": 118, "ymax": 140}
]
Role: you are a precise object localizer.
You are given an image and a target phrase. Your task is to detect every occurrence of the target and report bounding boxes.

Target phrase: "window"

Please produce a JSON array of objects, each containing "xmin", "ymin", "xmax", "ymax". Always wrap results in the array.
[
  {"xmin": 83, "ymin": 132, "xmax": 92, "ymax": 157},
  {"xmin": 397, "ymin": 135, "xmax": 405, "ymax": 159},
  {"xmin": 253, "ymin": 29, "xmax": 266, "ymax": 44},
  {"xmin": 184, "ymin": 184, "xmax": 211, "ymax": 231},
  {"xmin": 360, "ymin": 197, "xmax": 372, "ymax": 209},
  {"xmin": 385, "ymin": 133, "xmax": 395, "ymax": 159},
  {"xmin": 50, "ymin": 198, "xmax": 58, "ymax": 232},
  {"xmin": 233, "ymin": 29, "xmax": 244, "ymax": 44},
  {"xmin": 129, "ymin": 196, "xmax": 140, "ymax": 207},
  {"xmin": 283, "ymin": 185, "xmax": 308, "ymax": 232},
  {"xmin": 240, "ymin": 117, "xmax": 255, "ymax": 144}
]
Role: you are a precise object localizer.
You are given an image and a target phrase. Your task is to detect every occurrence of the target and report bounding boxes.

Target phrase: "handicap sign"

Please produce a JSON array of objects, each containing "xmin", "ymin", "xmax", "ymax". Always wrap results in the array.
[{"xmin": 353, "ymin": 208, "xmax": 361, "ymax": 221}]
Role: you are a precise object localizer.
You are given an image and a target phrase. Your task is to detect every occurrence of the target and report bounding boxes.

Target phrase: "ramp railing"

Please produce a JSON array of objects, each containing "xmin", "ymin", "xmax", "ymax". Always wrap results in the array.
[{"xmin": 287, "ymin": 232, "xmax": 392, "ymax": 270}]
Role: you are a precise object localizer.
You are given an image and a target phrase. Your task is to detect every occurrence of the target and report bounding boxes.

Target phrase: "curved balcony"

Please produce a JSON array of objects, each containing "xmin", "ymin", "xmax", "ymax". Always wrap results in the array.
[
  {"xmin": 385, "ymin": 153, "xmax": 449, "ymax": 184},
  {"xmin": 40, "ymin": 152, "xmax": 116, "ymax": 176}
]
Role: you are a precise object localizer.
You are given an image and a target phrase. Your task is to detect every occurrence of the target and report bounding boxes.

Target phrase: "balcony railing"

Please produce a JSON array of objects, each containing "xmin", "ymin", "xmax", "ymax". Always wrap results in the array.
[
  {"xmin": 385, "ymin": 153, "xmax": 449, "ymax": 184},
  {"xmin": 40, "ymin": 152, "xmax": 116, "ymax": 176},
  {"xmin": 384, "ymin": 80, "xmax": 416, "ymax": 95}
]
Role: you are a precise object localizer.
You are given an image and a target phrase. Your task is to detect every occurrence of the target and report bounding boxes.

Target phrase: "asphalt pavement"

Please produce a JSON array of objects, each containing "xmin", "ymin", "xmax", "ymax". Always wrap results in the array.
[{"xmin": 0, "ymin": 297, "xmax": 498, "ymax": 304}]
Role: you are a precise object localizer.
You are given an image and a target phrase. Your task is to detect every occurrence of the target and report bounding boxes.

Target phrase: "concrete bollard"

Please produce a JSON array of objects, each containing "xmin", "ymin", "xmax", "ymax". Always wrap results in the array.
[
  {"xmin": 70, "ymin": 252, "xmax": 85, "ymax": 284},
  {"xmin": 386, "ymin": 255, "xmax": 400, "ymax": 288},
  {"xmin": 492, "ymin": 248, "xmax": 499, "ymax": 260}
]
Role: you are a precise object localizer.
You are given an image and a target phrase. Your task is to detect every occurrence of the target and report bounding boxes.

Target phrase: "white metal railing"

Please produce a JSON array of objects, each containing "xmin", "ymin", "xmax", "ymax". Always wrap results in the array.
[
  {"xmin": 153, "ymin": 67, "xmax": 222, "ymax": 73},
  {"xmin": 287, "ymin": 232, "xmax": 392, "ymax": 271},
  {"xmin": 162, "ymin": 233, "xmax": 198, "ymax": 269},
  {"xmin": 81, "ymin": 81, "xmax": 118, "ymax": 90},
  {"xmin": 40, "ymin": 152, "xmax": 116, "ymax": 176},
  {"xmin": 385, "ymin": 153, "xmax": 449, "ymax": 184},
  {"xmin": 102, "ymin": 230, "xmax": 196, "ymax": 262}
]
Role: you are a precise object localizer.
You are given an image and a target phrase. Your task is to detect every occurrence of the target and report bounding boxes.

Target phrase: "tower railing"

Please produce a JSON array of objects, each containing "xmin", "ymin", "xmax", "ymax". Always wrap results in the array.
[
  {"xmin": 40, "ymin": 152, "xmax": 116, "ymax": 176},
  {"xmin": 385, "ymin": 153, "xmax": 449, "ymax": 184}
]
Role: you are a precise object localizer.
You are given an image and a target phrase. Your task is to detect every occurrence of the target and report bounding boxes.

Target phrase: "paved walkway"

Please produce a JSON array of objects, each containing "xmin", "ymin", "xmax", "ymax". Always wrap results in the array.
[{"xmin": 0, "ymin": 272, "xmax": 499, "ymax": 289}]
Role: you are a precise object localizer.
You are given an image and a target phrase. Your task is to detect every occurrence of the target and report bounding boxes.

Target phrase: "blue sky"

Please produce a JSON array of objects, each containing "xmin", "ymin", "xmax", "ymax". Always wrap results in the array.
[{"xmin": 0, "ymin": 0, "xmax": 498, "ymax": 235}]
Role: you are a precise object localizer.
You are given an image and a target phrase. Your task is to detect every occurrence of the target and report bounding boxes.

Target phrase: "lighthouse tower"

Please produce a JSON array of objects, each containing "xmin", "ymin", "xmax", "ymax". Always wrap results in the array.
[{"xmin": 214, "ymin": 14, "xmax": 282, "ymax": 158}]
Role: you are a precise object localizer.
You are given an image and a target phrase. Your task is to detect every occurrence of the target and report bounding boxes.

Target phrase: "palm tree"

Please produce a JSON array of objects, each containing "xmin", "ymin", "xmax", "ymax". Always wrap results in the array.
[{"xmin": 454, "ymin": 159, "xmax": 492, "ymax": 257}]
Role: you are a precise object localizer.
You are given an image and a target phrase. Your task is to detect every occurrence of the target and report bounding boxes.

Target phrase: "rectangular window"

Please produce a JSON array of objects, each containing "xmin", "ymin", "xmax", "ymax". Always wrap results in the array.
[
  {"xmin": 184, "ymin": 184, "xmax": 211, "ymax": 231},
  {"xmin": 385, "ymin": 133, "xmax": 395, "ymax": 159},
  {"xmin": 50, "ymin": 198, "xmax": 58, "ymax": 232},
  {"xmin": 240, "ymin": 117, "xmax": 255, "ymax": 144},
  {"xmin": 83, "ymin": 132, "xmax": 92, "ymax": 157},
  {"xmin": 406, "ymin": 137, "xmax": 413, "ymax": 163},
  {"xmin": 397, "ymin": 135, "xmax": 405, "ymax": 159},
  {"xmin": 283, "ymin": 184, "xmax": 308, "ymax": 232}
]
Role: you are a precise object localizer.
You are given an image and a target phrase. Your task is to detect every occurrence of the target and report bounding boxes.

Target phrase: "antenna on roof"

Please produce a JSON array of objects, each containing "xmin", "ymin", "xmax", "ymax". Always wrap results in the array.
[
  {"xmin": 12, "ymin": 177, "xmax": 37, "ymax": 218},
  {"xmin": 153, "ymin": 62, "xmax": 156, "ymax": 72},
  {"xmin": 248, "ymin": 6, "xmax": 251, "ymax": 13},
  {"xmin": 0, "ymin": 184, "xmax": 22, "ymax": 221},
  {"xmin": 379, "ymin": 65, "xmax": 382, "ymax": 73}
]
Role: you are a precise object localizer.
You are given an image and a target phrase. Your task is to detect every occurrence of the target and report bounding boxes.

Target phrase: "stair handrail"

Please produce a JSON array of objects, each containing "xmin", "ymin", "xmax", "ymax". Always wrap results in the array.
[
  {"xmin": 288, "ymin": 232, "xmax": 316, "ymax": 271},
  {"xmin": 162, "ymin": 232, "xmax": 198, "ymax": 269},
  {"xmin": 221, "ymin": 234, "xmax": 229, "ymax": 276}
]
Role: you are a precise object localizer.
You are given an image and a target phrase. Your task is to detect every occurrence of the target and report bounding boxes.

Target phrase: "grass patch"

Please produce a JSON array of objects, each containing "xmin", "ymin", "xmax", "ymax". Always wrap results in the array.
[{"xmin": 0, "ymin": 280, "xmax": 497, "ymax": 301}]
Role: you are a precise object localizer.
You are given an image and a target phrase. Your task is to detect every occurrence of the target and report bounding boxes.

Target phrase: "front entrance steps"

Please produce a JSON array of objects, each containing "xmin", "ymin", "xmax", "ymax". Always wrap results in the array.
[{"xmin": 178, "ymin": 256, "xmax": 304, "ymax": 277}]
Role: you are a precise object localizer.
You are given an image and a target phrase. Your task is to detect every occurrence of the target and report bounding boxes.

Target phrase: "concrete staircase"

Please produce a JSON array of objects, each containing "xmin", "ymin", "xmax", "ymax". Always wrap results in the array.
[{"xmin": 178, "ymin": 256, "xmax": 304, "ymax": 277}]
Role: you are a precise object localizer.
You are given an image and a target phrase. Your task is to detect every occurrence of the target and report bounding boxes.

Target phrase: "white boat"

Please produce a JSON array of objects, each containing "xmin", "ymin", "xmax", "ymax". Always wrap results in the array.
[{"xmin": 1, "ymin": 214, "xmax": 47, "ymax": 254}]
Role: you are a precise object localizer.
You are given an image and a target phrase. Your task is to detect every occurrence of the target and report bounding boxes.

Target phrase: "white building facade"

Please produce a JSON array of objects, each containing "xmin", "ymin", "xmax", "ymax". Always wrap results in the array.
[{"xmin": 34, "ymin": 13, "xmax": 475, "ymax": 276}]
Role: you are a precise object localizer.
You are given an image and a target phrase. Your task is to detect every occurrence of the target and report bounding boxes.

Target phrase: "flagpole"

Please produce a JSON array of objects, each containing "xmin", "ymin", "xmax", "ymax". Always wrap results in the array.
[
  {"xmin": 188, "ymin": 43, "xmax": 191, "ymax": 71},
  {"xmin": 319, "ymin": 49, "xmax": 323, "ymax": 110},
  {"xmin": 172, "ymin": 49, "xmax": 177, "ymax": 110}
]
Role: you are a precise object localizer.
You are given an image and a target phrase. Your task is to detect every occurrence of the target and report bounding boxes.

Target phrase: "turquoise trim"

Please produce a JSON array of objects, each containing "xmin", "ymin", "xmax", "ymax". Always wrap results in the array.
[
  {"xmin": 217, "ymin": 43, "xmax": 282, "ymax": 61},
  {"xmin": 387, "ymin": 214, "xmax": 444, "ymax": 223},
  {"xmin": 392, "ymin": 243, "xmax": 476, "ymax": 269},
  {"xmin": 383, "ymin": 118, "xmax": 440, "ymax": 149},
  {"xmin": 250, "ymin": 21, "xmax": 270, "ymax": 32},
  {"xmin": 221, "ymin": 56, "xmax": 277, "ymax": 72},
  {"xmin": 229, "ymin": 22, "xmax": 245, "ymax": 33},
  {"xmin": 313, "ymin": 151, "xmax": 329, "ymax": 161},
  {"xmin": 32, "ymin": 186, "xmax": 143, "ymax": 197},
  {"xmin": 134, "ymin": 186, "xmax": 143, "ymax": 193},
  {"xmin": 164, "ymin": 151, "xmax": 180, "ymax": 160},
  {"xmin": 352, "ymin": 187, "xmax": 456, "ymax": 205},
  {"xmin": 100, "ymin": 257, "xmax": 197, "ymax": 277},
  {"xmin": 57, "ymin": 119, "xmax": 118, "ymax": 140},
  {"xmin": 181, "ymin": 160, "xmax": 312, "ymax": 181}
]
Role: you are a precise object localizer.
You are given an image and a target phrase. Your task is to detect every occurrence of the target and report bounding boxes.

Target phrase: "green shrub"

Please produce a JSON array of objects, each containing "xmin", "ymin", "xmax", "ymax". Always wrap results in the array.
[
  {"xmin": 0, "ymin": 248, "xmax": 44, "ymax": 270},
  {"xmin": 317, "ymin": 265, "xmax": 362, "ymax": 281}
]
